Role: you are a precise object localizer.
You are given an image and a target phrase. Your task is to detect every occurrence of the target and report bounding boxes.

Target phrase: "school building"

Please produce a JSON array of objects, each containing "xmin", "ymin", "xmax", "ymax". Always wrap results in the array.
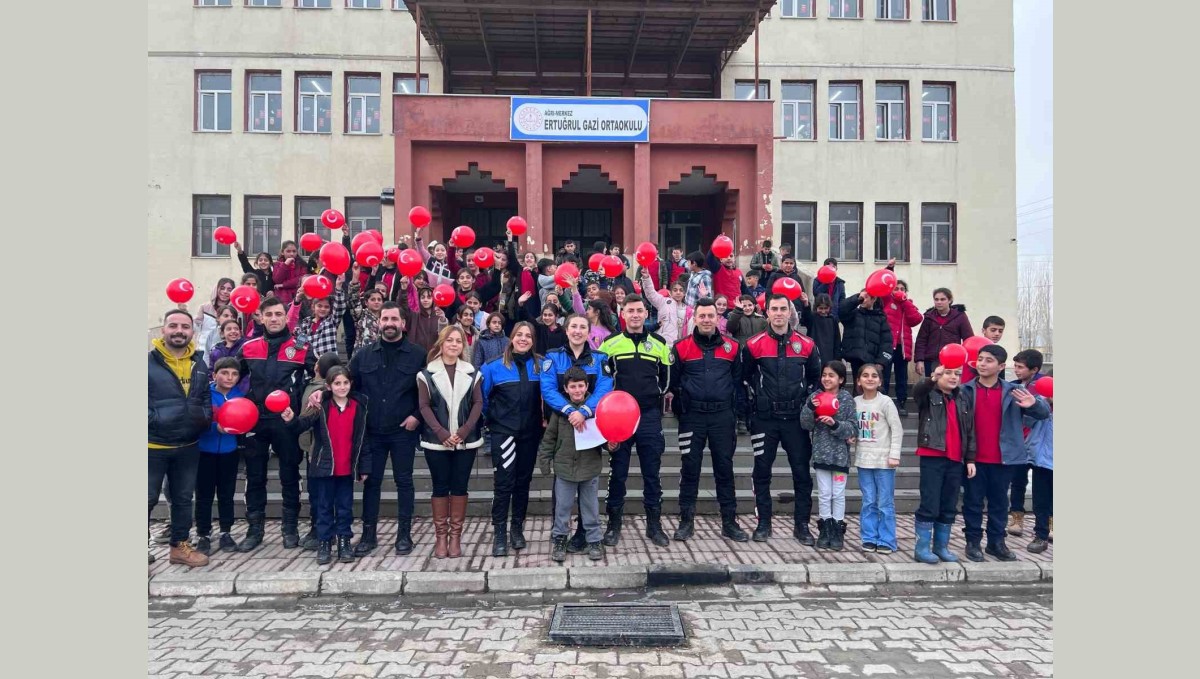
[{"xmin": 148, "ymin": 1, "xmax": 1017, "ymax": 349}]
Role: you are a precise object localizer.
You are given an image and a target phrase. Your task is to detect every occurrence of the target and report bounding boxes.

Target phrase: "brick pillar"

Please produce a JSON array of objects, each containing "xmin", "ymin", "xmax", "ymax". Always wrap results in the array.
[{"xmin": 524, "ymin": 142, "xmax": 546, "ymax": 257}]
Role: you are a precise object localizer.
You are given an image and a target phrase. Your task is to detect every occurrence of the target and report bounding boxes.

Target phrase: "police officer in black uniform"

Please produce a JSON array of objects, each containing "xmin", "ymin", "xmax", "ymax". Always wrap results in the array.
[
  {"xmin": 669, "ymin": 297, "xmax": 747, "ymax": 542},
  {"xmin": 741, "ymin": 293, "xmax": 824, "ymax": 544}
]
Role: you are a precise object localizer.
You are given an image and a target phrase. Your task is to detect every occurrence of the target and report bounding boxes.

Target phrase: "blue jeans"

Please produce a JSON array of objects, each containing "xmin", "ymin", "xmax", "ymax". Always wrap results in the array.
[
  {"xmin": 310, "ymin": 475, "xmax": 354, "ymax": 540},
  {"xmin": 857, "ymin": 467, "xmax": 897, "ymax": 550}
]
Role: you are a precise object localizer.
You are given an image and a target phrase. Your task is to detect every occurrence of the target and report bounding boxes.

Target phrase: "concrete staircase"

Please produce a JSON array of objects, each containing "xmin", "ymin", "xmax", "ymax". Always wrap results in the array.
[{"xmin": 154, "ymin": 405, "xmax": 928, "ymax": 520}]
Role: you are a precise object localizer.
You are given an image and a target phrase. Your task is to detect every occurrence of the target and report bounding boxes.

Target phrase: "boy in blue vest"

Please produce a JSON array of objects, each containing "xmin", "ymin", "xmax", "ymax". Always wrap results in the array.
[{"xmin": 193, "ymin": 357, "xmax": 246, "ymax": 555}]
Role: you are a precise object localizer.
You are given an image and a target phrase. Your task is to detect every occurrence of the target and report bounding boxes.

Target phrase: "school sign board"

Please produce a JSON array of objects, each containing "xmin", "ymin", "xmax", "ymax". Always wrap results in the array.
[{"xmin": 510, "ymin": 97, "xmax": 651, "ymax": 143}]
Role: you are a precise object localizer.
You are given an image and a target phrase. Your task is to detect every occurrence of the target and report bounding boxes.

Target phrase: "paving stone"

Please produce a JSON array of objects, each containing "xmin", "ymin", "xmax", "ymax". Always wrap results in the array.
[
  {"xmin": 489, "ymin": 567, "xmax": 568, "ymax": 592},
  {"xmin": 149, "ymin": 572, "xmax": 237, "ymax": 597},
  {"xmin": 235, "ymin": 571, "xmax": 322, "ymax": 595},
  {"xmin": 321, "ymin": 572, "xmax": 404, "ymax": 596},
  {"xmin": 404, "ymin": 571, "xmax": 487, "ymax": 594}
]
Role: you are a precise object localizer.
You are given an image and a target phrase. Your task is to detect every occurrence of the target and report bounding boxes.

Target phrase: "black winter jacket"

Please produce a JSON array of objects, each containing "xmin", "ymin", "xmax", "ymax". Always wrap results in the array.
[
  {"xmin": 838, "ymin": 294, "xmax": 894, "ymax": 366},
  {"xmin": 912, "ymin": 377, "xmax": 976, "ymax": 462},
  {"xmin": 349, "ymin": 336, "xmax": 425, "ymax": 435},
  {"xmin": 148, "ymin": 350, "xmax": 212, "ymax": 447},
  {"xmin": 235, "ymin": 329, "xmax": 317, "ymax": 420},
  {"xmin": 293, "ymin": 391, "xmax": 369, "ymax": 478},
  {"xmin": 741, "ymin": 328, "xmax": 823, "ymax": 418},
  {"xmin": 807, "ymin": 313, "xmax": 841, "ymax": 363}
]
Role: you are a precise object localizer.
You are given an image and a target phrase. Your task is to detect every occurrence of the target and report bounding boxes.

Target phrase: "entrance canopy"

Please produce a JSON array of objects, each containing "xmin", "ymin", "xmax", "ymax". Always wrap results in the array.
[{"xmin": 406, "ymin": 0, "xmax": 776, "ymax": 97}]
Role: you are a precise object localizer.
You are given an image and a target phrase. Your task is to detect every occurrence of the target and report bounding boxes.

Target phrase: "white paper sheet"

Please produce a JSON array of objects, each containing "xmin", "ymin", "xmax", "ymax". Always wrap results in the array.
[{"xmin": 573, "ymin": 418, "xmax": 609, "ymax": 450}]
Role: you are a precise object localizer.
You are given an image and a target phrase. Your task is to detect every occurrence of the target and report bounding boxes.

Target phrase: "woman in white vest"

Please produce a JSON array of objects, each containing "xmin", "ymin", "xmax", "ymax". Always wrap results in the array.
[{"xmin": 416, "ymin": 325, "xmax": 484, "ymax": 559}]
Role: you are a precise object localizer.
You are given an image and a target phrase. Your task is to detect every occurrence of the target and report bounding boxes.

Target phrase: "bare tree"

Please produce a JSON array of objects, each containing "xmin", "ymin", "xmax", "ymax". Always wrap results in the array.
[{"xmin": 1017, "ymin": 260, "xmax": 1053, "ymax": 361}]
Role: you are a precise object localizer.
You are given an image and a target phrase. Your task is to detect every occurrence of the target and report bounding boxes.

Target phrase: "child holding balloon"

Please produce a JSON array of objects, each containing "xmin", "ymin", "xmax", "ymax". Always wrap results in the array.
[
  {"xmin": 911, "ymin": 364, "xmax": 975, "ymax": 564},
  {"xmin": 800, "ymin": 362, "xmax": 858, "ymax": 551},
  {"xmin": 192, "ymin": 357, "xmax": 246, "ymax": 556}
]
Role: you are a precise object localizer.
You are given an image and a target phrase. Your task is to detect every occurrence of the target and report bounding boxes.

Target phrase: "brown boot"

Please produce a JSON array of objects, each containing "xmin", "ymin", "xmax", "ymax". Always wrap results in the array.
[
  {"xmin": 169, "ymin": 541, "xmax": 210, "ymax": 568},
  {"xmin": 448, "ymin": 494, "xmax": 468, "ymax": 558},
  {"xmin": 1007, "ymin": 511, "xmax": 1025, "ymax": 537},
  {"xmin": 431, "ymin": 496, "xmax": 450, "ymax": 559}
]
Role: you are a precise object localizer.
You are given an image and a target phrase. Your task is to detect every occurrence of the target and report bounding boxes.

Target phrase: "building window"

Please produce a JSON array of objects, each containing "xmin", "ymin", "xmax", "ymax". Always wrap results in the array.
[
  {"xmin": 196, "ymin": 72, "xmax": 232, "ymax": 132},
  {"xmin": 346, "ymin": 198, "xmax": 382, "ymax": 238},
  {"xmin": 828, "ymin": 83, "xmax": 861, "ymax": 140},
  {"xmin": 877, "ymin": 0, "xmax": 907, "ymax": 19},
  {"xmin": 347, "ymin": 0, "xmax": 382, "ymax": 8},
  {"xmin": 297, "ymin": 0, "xmax": 332, "ymax": 8},
  {"xmin": 247, "ymin": 72, "xmax": 282, "ymax": 133},
  {"xmin": 393, "ymin": 74, "xmax": 430, "ymax": 94},
  {"xmin": 922, "ymin": 83, "xmax": 955, "ymax": 141},
  {"xmin": 245, "ymin": 196, "xmax": 283, "ymax": 256},
  {"xmin": 875, "ymin": 82, "xmax": 907, "ymax": 140},
  {"xmin": 874, "ymin": 203, "xmax": 909, "ymax": 262},
  {"xmin": 247, "ymin": 0, "xmax": 282, "ymax": 6},
  {"xmin": 780, "ymin": 0, "xmax": 814, "ymax": 18},
  {"xmin": 297, "ymin": 74, "xmax": 332, "ymax": 133},
  {"xmin": 196, "ymin": 0, "xmax": 231, "ymax": 6},
  {"xmin": 828, "ymin": 203, "xmax": 863, "ymax": 262},
  {"xmin": 393, "ymin": 1, "xmax": 408, "ymax": 9},
  {"xmin": 346, "ymin": 75, "xmax": 381, "ymax": 134},
  {"xmin": 781, "ymin": 81, "xmax": 815, "ymax": 140},
  {"xmin": 734, "ymin": 81, "xmax": 769, "ymax": 100},
  {"xmin": 923, "ymin": 0, "xmax": 954, "ymax": 21},
  {"xmin": 781, "ymin": 202, "xmax": 816, "ymax": 262},
  {"xmin": 297, "ymin": 197, "xmax": 332, "ymax": 241},
  {"xmin": 194, "ymin": 195, "xmax": 232, "ymax": 258},
  {"xmin": 829, "ymin": 0, "xmax": 861, "ymax": 19},
  {"xmin": 921, "ymin": 203, "xmax": 956, "ymax": 263}
]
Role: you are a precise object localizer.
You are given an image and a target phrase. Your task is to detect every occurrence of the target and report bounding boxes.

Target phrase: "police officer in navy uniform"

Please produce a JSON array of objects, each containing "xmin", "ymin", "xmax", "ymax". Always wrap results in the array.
[
  {"xmin": 742, "ymin": 293, "xmax": 824, "ymax": 545},
  {"xmin": 597, "ymin": 294, "xmax": 672, "ymax": 548},
  {"xmin": 539, "ymin": 313, "xmax": 613, "ymax": 552},
  {"xmin": 669, "ymin": 297, "xmax": 747, "ymax": 542}
]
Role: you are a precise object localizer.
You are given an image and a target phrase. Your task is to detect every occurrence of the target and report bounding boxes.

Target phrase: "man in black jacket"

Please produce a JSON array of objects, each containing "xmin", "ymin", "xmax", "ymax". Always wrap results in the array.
[
  {"xmin": 148, "ymin": 309, "xmax": 212, "ymax": 567},
  {"xmin": 235, "ymin": 297, "xmax": 317, "ymax": 552},
  {"xmin": 347, "ymin": 302, "xmax": 426, "ymax": 555},
  {"xmin": 839, "ymin": 290, "xmax": 894, "ymax": 379}
]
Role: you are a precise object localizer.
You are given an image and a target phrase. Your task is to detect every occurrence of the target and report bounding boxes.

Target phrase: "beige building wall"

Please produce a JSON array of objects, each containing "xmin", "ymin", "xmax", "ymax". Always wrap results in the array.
[{"xmin": 722, "ymin": 3, "xmax": 1018, "ymax": 356}]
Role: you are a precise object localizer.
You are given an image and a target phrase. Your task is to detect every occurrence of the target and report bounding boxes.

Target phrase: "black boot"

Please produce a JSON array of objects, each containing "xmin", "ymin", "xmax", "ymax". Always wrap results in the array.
[
  {"xmin": 567, "ymin": 517, "xmax": 587, "ymax": 553},
  {"xmin": 985, "ymin": 538, "xmax": 1018, "ymax": 562},
  {"xmin": 492, "ymin": 524, "xmax": 509, "ymax": 557},
  {"xmin": 509, "ymin": 521, "xmax": 527, "ymax": 551},
  {"xmin": 550, "ymin": 535, "xmax": 568, "ymax": 563},
  {"xmin": 317, "ymin": 539, "xmax": 332, "ymax": 565},
  {"xmin": 337, "ymin": 536, "xmax": 355, "ymax": 563},
  {"xmin": 193, "ymin": 535, "xmax": 212, "ymax": 556},
  {"xmin": 673, "ymin": 507, "xmax": 696, "ymax": 541},
  {"xmin": 602, "ymin": 506, "xmax": 623, "ymax": 547},
  {"xmin": 353, "ymin": 523, "xmax": 378, "ymax": 557},
  {"xmin": 394, "ymin": 519, "xmax": 414, "ymax": 555},
  {"xmin": 218, "ymin": 532, "xmax": 238, "ymax": 553},
  {"xmin": 301, "ymin": 524, "xmax": 318, "ymax": 551},
  {"xmin": 282, "ymin": 512, "xmax": 300, "ymax": 549},
  {"xmin": 965, "ymin": 539, "xmax": 985, "ymax": 562},
  {"xmin": 793, "ymin": 517, "xmax": 815, "ymax": 546},
  {"xmin": 829, "ymin": 520, "xmax": 846, "ymax": 551},
  {"xmin": 752, "ymin": 513, "xmax": 772, "ymax": 542},
  {"xmin": 237, "ymin": 514, "xmax": 265, "ymax": 552},
  {"xmin": 721, "ymin": 512, "xmax": 749, "ymax": 542},
  {"xmin": 645, "ymin": 506, "xmax": 670, "ymax": 547},
  {"xmin": 815, "ymin": 518, "xmax": 831, "ymax": 550}
]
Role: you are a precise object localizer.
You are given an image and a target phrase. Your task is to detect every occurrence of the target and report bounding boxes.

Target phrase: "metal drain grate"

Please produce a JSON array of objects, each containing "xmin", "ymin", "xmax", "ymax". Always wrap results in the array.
[{"xmin": 548, "ymin": 603, "xmax": 686, "ymax": 646}]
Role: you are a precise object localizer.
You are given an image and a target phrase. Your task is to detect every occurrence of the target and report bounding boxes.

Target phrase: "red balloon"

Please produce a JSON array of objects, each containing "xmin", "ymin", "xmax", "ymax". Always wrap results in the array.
[
  {"xmin": 213, "ymin": 225, "xmax": 237, "ymax": 246},
  {"xmin": 658, "ymin": 288, "xmax": 670, "ymax": 298},
  {"xmin": 299, "ymin": 232, "xmax": 323, "ymax": 252},
  {"xmin": 1032, "ymin": 376, "xmax": 1054, "ymax": 399},
  {"xmin": 817, "ymin": 265, "xmax": 837, "ymax": 285},
  {"xmin": 756, "ymin": 293, "xmax": 766, "ymax": 310},
  {"xmin": 408, "ymin": 205, "xmax": 432, "ymax": 229},
  {"xmin": 711, "ymin": 235, "xmax": 734, "ymax": 259},
  {"xmin": 555, "ymin": 262, "xmax": 580, "ymax": 288},
  {"xmin": 321, "ymin": 209, "xmax": 346, "ymax": 230},
  {"xmin": 506, "ymin": 215, "xmax": 528, "ymax": 236},
  {"xmin": 814, "ymin": 392, "xmax": 840, "ymax": 417},
  {"xmin": 892, "ymin": 288, "xmax": 908, "ymax": 302},
  {"xmin": 632, "ymin": 281, "xmax": 642, "ymax": 294},
  {"xmin": 473, "ymin": 248, "xmax": 495, "ymax": 269},
  {"xmin": 397, "ymin": 248, "xmax": 423, "ymax": 277},
  {"xmin": 356, "ymin": 241, "xmax": 384, "ymax": 268},
  {"xmin": 588, "ymin": 252, "xmax": 605, "ymax": 273},
  {"xmin": 962, "ymin": 336, "xmax": 993, "ymax": 368},
  {"xmin": 635, "ymin": 242, "xmax": 658, "ymax": 267},
  {"xmin": 865, "ymin": 269, "xmax": 898, "ymax": 298},
  {"xmin": 772, "ymin": 276, "xmax": 802, "ymax": 301},
  {"xmin": 350, "ymin": 231, "xmax": 374, "ymax": 254},
  {"xmin": 600, "ymin": 255, "xmax": 625, "ymax": 278},
  {"xmin": 218, "ymin": 397, "xmax": 259, "ymax": 435},
  {"xmin": 938, "ymin": 343, "xmax": 969, "ymax": 370},
  {"xmin": 302, "ymin": 275, "xmax": 333, "ymax": 300},
  {"xmin": 432, "ymin": 284, "xmax": 456, "ymax": 307},
  {"xmin": 385, "ymin": 247, "xmax": 402, "ymax": 264},
  {"xmin": 230, "ymin": 285, "xmax": 261, "ymax": 314},
  {"xmin": 166, "ymin": 278, "xmax": 194, "ymax": 304},
  {"xmin": 450, "ymin": 225, "xmax": 476, "ymax": 249},
  {"xmin": 319, "ymin": 242, "xmax": 351, "ymax": 275},
  {"xmin": 264, "ymin": 390, "xmax": 291, "ymax": 414},
  {"xmin": 368, "ymin": 229, "xmax": 384, "ymax": 245},
  {"xmin": 595, "ymin": 391, "xmax": 641, "ymax": 442}
]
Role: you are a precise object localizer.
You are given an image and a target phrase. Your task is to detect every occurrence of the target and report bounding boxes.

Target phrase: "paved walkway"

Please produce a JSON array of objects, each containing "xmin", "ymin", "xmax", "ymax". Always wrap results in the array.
[{"xmin": 150, "ymin": 514, "xmax": 1051, "ymax": 576}]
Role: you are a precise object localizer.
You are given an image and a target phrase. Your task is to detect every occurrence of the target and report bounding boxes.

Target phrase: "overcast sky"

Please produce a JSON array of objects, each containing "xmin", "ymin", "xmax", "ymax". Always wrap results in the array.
[{"xmin": 1014, "ymin": 0, "xmax": 1053, "ymax": 267}]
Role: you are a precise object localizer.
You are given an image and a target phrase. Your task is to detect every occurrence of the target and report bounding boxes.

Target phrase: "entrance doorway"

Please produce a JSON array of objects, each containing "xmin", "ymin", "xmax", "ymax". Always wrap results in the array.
[
  {"xmin": 659, "ymin": 168, "xmax": 729, "ymax": 256},
  {"xmin": 552, "ymin": 166, "xmax": 622, "ymax": 256},
  {"xmin": 438, "ymin": 163, "xmax": 517, "ymax": 250}
]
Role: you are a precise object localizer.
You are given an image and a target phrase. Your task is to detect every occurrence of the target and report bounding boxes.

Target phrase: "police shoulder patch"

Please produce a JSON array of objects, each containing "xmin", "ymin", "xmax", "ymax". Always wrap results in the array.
[
  {"xmin": 791, "ymin": 341, "xmax": 802, "ymax": 354},
  {"xmin": 543, "ymin": 359, "xmax": 553, "ymax": 372},
  {"xmin": 603, "ymin": 363, "xmax": 613, "ymax": 375},
  {"xmin": 723, "ymin": 342, "xmax": 732, "ymax": 353}
]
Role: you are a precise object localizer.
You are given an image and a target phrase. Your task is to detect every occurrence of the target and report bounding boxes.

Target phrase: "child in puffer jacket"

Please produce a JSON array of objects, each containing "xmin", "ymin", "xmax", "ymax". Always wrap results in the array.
[
  {"xmin": 801, "ymin": 361, "xmax": 858, "ymax": 552},
  {"xmin": 472, "ymin": 313, "xmax": 510, "ymax": 370}
]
